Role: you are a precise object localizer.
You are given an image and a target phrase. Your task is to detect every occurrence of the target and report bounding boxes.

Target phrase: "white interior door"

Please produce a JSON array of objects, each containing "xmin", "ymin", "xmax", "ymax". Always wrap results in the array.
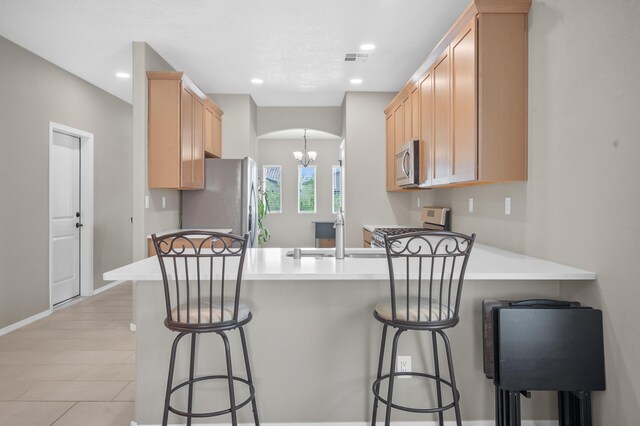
[{"xmin": 51, "ymin": 131, "xmax": 81, "ymax": 305}]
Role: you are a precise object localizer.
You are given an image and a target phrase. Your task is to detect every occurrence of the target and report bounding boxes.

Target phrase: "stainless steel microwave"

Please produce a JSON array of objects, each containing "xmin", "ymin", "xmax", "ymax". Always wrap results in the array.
[{"xmin": 395, "ymin": 140, "xmax": 419, "ymax": 187}]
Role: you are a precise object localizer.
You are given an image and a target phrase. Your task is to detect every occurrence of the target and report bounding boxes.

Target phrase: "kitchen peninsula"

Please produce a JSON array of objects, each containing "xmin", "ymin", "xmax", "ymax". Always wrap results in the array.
[{"xmin": 105, "ymin": 245, "xmax": 595, "ymax": 424}]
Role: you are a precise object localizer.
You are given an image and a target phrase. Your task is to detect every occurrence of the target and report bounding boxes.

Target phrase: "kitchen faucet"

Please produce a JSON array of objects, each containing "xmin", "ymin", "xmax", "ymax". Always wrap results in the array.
[{"xmin": 334, "ymin": 208, "xmax": 345, "ymax": 259}]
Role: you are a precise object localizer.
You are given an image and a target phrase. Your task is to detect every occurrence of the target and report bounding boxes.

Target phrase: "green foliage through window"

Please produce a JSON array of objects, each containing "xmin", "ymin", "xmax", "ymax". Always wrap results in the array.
[
  {"xmin": 298, "ymin": 166, "xmax": 316, "ymax": 213},
  {"xmin": 263, "ymin": 166, "xmax": 281, "ymax": 213}
]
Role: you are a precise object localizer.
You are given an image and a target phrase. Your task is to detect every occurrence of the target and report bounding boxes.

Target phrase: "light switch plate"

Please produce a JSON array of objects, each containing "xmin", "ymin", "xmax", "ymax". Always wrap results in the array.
[
  {"xmin": 162, "ymin": 196, "xmax": 166, "ymax": 209},
  {"xmin": 505, "ymin": 197, "xmax": 512, "ymax": 215},
  {"xmin": 144, "ymin": 195, "xmax": 149, "ymax": 209},
  {"xmin": 468, "ymin": 197, "xmax": 474, "ymax": 213}
]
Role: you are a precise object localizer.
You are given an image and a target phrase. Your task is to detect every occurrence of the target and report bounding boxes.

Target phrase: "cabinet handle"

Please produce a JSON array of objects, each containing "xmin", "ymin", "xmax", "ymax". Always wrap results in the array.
[{"xmin": 401, "ymin": 151, "xmax": 411, "ymax": 178}]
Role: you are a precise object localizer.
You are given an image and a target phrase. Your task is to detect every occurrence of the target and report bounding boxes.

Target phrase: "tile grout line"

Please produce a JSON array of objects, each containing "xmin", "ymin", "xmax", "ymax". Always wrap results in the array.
[
  {"xmin": 50, "ymin": 401, "xmax": 79, "ymax": 426},
  {"xmin": 111, "ymin": 381, "xmax": 132, "ymax": 402}
]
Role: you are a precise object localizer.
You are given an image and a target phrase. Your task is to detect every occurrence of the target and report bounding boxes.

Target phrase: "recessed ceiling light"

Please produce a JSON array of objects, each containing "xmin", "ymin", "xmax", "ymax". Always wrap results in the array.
[
  {"xmin": 360, "ymin": 43, "xmax": 376, "ymax": 51},
  {"xmin": 251, "ymin": 78, "xmax": 264, "ymax": 84},
  {"xmin": 116, "ymin": 72, "xmax": 130, "ymax": 79},
  {"xmin": 350, "ymin": 78, "xmax": 363, "ymax": 85}
]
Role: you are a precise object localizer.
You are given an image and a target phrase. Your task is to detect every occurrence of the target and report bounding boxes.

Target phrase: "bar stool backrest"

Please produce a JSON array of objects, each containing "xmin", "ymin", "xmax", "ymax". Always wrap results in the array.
[
  {"xmin": 384, "ymin": 230, "xmax": 475, "ymax": 326},
  {"xmin": 152, "ymin": 231, "xmax": 249, "ymax": 329}
]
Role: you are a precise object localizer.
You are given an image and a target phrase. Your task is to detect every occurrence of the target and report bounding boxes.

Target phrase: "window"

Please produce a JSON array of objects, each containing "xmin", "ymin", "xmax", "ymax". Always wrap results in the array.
[
  {"xmin": 263, "ymin": 165, "xmax": 282, "ymax": 213},
  {"xmin": 332, "ymin": 166, "xmax": 342, "ymax": 214},
  {"xmin": 298, "ymin": 166, "xmax": 316, "ymax": 213}
]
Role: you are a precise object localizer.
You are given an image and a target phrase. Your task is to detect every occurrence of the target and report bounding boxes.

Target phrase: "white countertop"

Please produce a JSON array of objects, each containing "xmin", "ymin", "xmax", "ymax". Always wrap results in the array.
[
  {"xmin": 363, "ymin": 224, "xmax": 416, "ymax": 233},
  {"xmin": 146, "ymin": 228, "xmax": 233, "ymax": 239},
  {"xmin": 104, "ymin": 244, "xmax": 596, "ymax": 282}
]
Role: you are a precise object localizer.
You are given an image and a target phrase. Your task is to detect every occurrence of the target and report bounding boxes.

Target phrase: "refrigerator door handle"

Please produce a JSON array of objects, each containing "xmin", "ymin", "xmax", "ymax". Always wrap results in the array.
[{"xmin": 249, "ymin": 184, "xmax": 256, "ymax": 235}]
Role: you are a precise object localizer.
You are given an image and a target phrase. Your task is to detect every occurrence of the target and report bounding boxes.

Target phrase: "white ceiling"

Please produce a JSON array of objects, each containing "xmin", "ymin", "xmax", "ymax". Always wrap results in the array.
[{"xmin": 0, "ymin": 0, "xmax": 469, "ymax": 106}]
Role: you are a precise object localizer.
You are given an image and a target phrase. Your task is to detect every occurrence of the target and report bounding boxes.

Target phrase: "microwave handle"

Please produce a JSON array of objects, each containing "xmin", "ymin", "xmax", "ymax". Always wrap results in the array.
[{"xmin": 401, "ymin": 150, "xmax": 410, "ymax": 178}]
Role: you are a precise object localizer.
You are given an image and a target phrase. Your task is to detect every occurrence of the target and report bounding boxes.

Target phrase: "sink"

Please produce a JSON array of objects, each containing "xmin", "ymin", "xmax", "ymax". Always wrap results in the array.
[
  {"xmin": 345, "ymin": 253, "xmax": 387, "ymax": 259},
  {"xmin": 285, "ymin": 250, "xmax": 334, "ymax": 258},
  {"xmin": 285, "ymin": 248, "xmax": 386, "ymax": 259}
]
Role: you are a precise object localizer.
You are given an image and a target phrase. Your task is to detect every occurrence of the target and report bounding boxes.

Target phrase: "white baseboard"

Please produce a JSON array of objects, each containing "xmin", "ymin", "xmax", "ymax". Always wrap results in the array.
[
  {"xmin": 0, "ymin": 308, "xmax": 52, "ymax": 337},
  {"xmin": 0, "ymin": 280, "xmax": 127, "ymax": 337},
  {"xmin": 131, "ymin": 421, "xmax": 558, "ymax": 426},
  {"xmin": 94, "ymin": 280, "xmax": 127, "ymax": 295}
]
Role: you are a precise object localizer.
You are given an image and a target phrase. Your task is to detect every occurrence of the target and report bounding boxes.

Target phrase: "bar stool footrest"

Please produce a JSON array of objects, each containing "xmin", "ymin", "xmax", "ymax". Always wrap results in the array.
[
  {"xmin": 168, "ymin": 374, "xmax": 255, "ymax": 418},
  {"xmin": 372, "ymin": 372, "xmax": 460, "ymax": 414}
]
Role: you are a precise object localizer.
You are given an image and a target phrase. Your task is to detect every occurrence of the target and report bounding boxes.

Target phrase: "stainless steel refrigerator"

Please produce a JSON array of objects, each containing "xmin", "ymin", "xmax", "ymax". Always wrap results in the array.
[{"xmin": 181, "ymin": 157, "xmax": 258, "ymax": 247}]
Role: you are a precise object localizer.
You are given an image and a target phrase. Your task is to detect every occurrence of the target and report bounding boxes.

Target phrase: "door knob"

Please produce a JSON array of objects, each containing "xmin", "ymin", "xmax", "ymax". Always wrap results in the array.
[{"xmin": 76, "ymin": 223, "xmax": 83, "ymax": 228}]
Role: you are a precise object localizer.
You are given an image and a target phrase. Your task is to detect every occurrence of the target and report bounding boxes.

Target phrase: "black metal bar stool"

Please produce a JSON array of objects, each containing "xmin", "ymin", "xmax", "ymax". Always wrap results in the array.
[
  {"xmin": 370, "ymin": 230, "xmax": 475, "ymax": 426},
  {"xmin": 152, "ymin": 231, "xmax": 260, "ymax": 426}
]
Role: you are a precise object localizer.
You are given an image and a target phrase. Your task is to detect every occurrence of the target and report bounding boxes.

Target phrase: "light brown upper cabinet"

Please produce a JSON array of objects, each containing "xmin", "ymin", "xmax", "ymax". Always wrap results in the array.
[
  {"xmin": 410, "ymin": 85, "xmax": 420, "ymax": 141},
  {"xmin": 449, "ymin": 17, "xmax": 477, "ymax": 184},
  {"xmin": 419, "ymin": 71, "xmax": 434, "ymax": 187},
  {"xmin": 385, "ymin": 113, "xmax": 399, "ymax": 191},
  {"xmin": 393, "ymin": 102, "xmax": 405, "ymax": 153},
  {"xmin": 204, "ymin": 107, "xmax": 222, "ymax": 159},
  {"xmin": 148, "ymin": 71, "xmax": 223, "ymax": 190},
  {"xmin": 432, "ymin": 49, "xmax": 451, "ymax": 186},
  {"xmin": 385, "ymin": 0, "xmax": 530, "ymax": 191}
]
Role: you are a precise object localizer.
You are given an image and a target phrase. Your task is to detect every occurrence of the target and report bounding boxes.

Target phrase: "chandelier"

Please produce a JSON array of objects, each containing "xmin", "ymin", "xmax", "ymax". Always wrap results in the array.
[{"xmin": 293, "ymin": 129, "xmax": 317, "ymax": 167}]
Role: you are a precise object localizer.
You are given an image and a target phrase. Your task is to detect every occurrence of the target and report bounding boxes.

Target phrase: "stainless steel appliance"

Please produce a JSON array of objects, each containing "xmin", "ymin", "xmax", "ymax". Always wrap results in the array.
[
  {"xmin": 181, "ymin": 157, "xmax": 258, "ymax": 247},
  {"xmin": 371, "ymin": 206, "xmax": 450, "ymax": 247},
  {"xmin": 395, "ymin": 140, "xmax": 419, "ymax": 187}
]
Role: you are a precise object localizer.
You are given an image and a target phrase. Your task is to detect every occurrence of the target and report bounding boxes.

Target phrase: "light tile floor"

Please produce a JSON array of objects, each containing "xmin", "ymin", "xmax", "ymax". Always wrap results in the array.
[{"xmin": 0, "ymin": 283, "xmax": 135, "ymax": 425}]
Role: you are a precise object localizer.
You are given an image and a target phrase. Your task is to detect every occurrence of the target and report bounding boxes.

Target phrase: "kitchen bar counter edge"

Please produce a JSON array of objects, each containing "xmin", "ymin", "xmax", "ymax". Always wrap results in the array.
[{"xmin": 104, "ymin": 244, "xmax": 596, "ymax": 282}]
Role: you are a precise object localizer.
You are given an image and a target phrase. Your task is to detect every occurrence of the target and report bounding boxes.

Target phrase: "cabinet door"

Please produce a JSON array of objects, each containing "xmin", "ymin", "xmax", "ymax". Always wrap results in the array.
[
  {"xmin": 180, "ymin": 87, "xmax": 194, "ymax": 188},
  {"xmin": 212, "ymin": 113, "xmax": 222, "ymax": 158},
  {"xmin": 204, "ymin": 107, "xmax": 214, "ymax": 157},
  {"xmin": 386, "ymin": 113, "xmax": 396, "ymax": 191},
  {"xmin": 393, "ymin": 102, "xmax": 404, "ymax": 152},
  {"xmin": 192, "ymin": 98, "xmax": 205, "ymax": 189},
  {"xmin": 419, "ymin": 72, "xmax": 434, "ymax": 187},
  {"xmin": 450, "ymin": 18, "xmax": 478, "ymax": 183},
  {"xmin": 403, "ymin": 94, "xmax": 411, "ymax": 142},
  {"xmin": 433, "ymin": 49, "xmax": 451, "ymax": 185},
  {"xmin": 411, "ymin": 85, "xmax": 420, "ymax": 140}
]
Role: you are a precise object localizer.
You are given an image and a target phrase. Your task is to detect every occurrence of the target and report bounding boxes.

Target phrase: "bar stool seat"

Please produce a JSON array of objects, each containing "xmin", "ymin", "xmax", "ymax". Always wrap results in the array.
[
  {"xmin": 170, "ymin": 299, "xmax": 251, "ymax": 324},
  {"xmin": 374, "ymin": 297, "xmax": 452, "ymax": 323}
]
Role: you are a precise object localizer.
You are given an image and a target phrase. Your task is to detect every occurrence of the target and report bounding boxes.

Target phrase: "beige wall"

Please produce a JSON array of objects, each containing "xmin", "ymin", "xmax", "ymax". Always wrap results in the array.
[
  {"xmin": 0, "ymin": 36, "xmax": 133, "ymax": 328},
  {"xmin": 209, "ymin": 94, "xmax": 258, "ymax": 160},
  {"xmin": 342, "ymin": 92, "xmax": 413, "ymax": 247},
  {"xmin": 131, "ymin": 42, "xmax": 180, "ymax": 259},
  {"xmin": 408, "ymin": 0, "xmax": 640, "ymax": 422},
  {"xmin": 258, "ymin": 138, "xmax": 341, "ymax": 247},
  {"xmin": 257, "ymin": 106, "xmax": 342, "ymax": 137}
]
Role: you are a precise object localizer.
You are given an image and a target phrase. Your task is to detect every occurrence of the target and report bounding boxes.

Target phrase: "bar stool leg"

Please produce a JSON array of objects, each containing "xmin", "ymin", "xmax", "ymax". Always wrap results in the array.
[
  {"xmin": 371, "ymin": 324, "xmax": 388, "ymax": 426},
  {"xmin": 439, "ymin": 330, "xmax": 462, "ymax": 426},
  {"xmin": 186, "ymin": 333, "xmax": 197, "ymax": 426},
  {"xmin": 163, "ymin": 332, "xmax": 187, "ymax": 426},
  {"xmin": 495, "ymin": 386, "xmax": 503, "ymax": 426},
  {"xmin": 219, "ymin": 331, "xmax": 238, "ymax": 426},
  {"xmin": 239, "ymin": 326, "xmax": 260, "ymax": 425},
  {"xmin": 384, "ymin": 328, "xmax": 405, "ymax": 426},
  {"xmin": 579, "ymin": 391, "xmax": 591, "ymax": 426},
  {"xmin": 432, "ymin": 331, "xmax": 444, "ymax": 426}
]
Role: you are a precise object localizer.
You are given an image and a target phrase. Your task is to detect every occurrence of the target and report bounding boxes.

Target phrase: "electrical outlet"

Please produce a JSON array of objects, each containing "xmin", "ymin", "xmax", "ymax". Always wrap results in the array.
[
  {"xmin": 162, "ymin": 196, "xmax": 166, "ymax": 209},
  {"xmin": 397, "ymin": 356, "xmax": 411, "ymax": 378},
  {"xmin": 505, "ymin": 196, "xmax": 512, "ymax": 216},
  {"xmin": 468, "ymin": 197, "xmax": 474, "ymax": 213}
]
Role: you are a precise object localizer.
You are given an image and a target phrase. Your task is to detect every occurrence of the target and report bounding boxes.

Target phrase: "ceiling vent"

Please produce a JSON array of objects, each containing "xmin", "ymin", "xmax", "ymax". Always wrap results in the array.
[{"xmin": 344, "ymin": 53, "xmax": 369, "ymax": 62}]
